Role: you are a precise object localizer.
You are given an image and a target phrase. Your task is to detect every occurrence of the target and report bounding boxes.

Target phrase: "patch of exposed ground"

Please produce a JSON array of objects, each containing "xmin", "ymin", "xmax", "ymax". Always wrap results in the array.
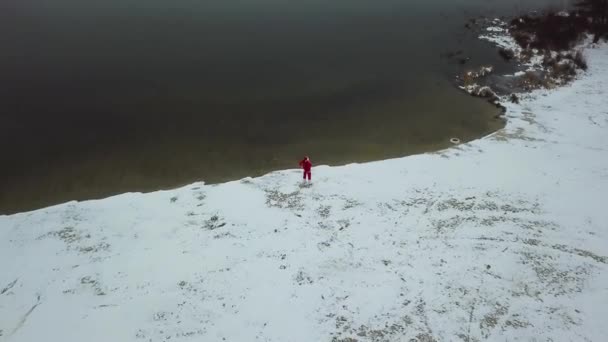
[
  {"xmin": 37, "ymin": 226, "xmax": 112, "ymax": 256},
  {"xmin": 264, "ymin": 188, "xmax": 304, "ymax": 211},
  {"xmin": 1, "ymin": 279, "xmax": 18, "ymax": 296}
]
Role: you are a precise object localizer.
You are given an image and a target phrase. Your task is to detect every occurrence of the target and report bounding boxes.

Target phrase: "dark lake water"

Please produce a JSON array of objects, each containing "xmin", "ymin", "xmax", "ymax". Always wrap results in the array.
[{"xmin": 0, "ymin": 0, "xmax": 564, "ymax": 214}]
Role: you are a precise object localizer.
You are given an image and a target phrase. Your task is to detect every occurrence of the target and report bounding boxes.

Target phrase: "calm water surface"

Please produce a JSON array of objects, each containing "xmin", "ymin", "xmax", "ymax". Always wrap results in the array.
[{"xmin": 0, "ymin": 0, "xmax": 564, "ymax": 213}]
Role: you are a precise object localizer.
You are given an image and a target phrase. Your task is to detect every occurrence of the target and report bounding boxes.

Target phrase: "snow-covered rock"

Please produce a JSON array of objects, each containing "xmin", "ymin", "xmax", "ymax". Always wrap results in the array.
[{"xmin": 486, "ymin": 26, "xmax": 505, "ymax": 32}]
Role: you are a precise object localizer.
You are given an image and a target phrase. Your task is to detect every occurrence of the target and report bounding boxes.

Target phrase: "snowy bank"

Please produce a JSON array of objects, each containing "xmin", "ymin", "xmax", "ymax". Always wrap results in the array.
[
  {"xmin": 1, "ymin": 45, "xmax": 608, "ymax": 342},
  {"xmin": 465, "ymin": 17, "xmax": 592, "ymax": 100}
]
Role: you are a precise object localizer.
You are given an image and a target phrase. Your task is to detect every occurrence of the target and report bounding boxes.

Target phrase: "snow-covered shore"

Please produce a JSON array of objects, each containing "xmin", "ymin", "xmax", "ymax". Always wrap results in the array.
[{"xmin": 2, "ymin": 43, "xmax": 608, "ymax": 341}]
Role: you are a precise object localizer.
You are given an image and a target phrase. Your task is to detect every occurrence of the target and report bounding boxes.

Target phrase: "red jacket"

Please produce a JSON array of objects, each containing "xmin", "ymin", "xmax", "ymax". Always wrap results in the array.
[{"xmin": 299, "ymin": 158, "xmax": 312, "ymax": 171}]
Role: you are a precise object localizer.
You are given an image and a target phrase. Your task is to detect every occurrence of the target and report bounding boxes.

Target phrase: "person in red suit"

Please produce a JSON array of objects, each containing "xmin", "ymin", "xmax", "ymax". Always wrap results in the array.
[{"xmin": 299, "ymin": 156, "xmax": 312, "ymax": 181}]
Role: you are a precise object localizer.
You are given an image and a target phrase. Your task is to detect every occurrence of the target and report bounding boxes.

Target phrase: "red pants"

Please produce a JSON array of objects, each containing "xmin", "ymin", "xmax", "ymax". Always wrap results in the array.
[{"xmin": 303, "ymin": 170, "xmax": 311, "ymax": 180}]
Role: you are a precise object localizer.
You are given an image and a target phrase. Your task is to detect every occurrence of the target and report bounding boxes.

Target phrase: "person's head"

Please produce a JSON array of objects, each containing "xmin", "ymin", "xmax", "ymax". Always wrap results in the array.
[{"xmin": 304, "ymin": 156, "xmax": 309, "ymax": 160}]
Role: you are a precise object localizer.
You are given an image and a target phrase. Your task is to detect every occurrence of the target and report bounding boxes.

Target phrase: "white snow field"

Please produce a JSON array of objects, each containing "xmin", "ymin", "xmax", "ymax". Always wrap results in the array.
[{"xmin": 1, "ymin": 44, "xmax": 608, "ymax": 342}]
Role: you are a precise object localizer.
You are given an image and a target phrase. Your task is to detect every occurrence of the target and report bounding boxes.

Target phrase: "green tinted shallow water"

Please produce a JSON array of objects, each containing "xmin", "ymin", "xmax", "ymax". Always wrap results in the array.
[{"xmin": 0, "ymin": 0, "xmax": 563, "ymax": 214}]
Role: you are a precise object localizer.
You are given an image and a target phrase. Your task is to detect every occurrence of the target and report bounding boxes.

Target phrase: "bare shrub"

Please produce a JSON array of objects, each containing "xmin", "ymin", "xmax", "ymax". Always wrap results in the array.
[{"xmin": 573, "ymin": 50, "xmax": 588, "ymax": 70}]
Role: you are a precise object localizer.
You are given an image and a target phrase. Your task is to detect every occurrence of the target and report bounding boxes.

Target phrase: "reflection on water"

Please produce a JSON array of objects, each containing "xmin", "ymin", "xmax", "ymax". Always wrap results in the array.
[{"xmin": 0, "ymin": 0, "xmax": 563, "ymax": 213}]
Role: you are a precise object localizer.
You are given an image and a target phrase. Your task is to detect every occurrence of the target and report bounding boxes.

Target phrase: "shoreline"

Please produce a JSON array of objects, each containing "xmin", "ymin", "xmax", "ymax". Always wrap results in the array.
[
  {"xmin": 1, "ymin": 9, "xmax": 600, "ymax": 217},
  {"xmin": 459, "ymin": 10, "xmax": 602, "ymax": 103},
  {"xmin": 2, "ymin": 1, "xmax": 519, "ymax": 217},
  {"xmin": 1, "ymin": 93, "xmax": 504, "ymax": 216}
]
